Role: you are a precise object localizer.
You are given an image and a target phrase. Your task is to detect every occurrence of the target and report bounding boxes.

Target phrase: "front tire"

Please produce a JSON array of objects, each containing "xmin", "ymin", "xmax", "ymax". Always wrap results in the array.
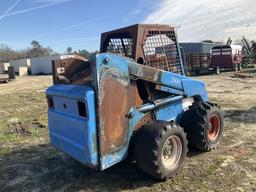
[
  {"xmin": 134, "ymin": 121, "xmax": 188, "ymax": 180},
  {"xmin": 181, "ymin": 102, "xmax": 224, "ymax": 151}
]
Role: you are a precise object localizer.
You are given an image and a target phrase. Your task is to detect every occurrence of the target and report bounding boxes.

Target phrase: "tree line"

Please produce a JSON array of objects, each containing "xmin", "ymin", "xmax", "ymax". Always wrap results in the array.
[
  {"xmin": 0, "ymin": 41, "xmax": 96, "ymax": 63},
  {"xmin": 66, "ymin": 46, "xmax": 98, "ymax": 59},
  {"xmin": 0, "ymin": 41, "xmax": 55, "ymax": 63}
]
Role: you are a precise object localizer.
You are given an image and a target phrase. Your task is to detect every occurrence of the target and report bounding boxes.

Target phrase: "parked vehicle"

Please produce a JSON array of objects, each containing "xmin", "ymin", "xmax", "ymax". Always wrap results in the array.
[
  {"xmin": 46, "ymin": 24, "xmax": 224, "ymax": 180},
  {"xmin": 0, "ymin": 66, "xmax": 15, "ymax": 83},
  {"xmin": 211, "ymin": 45, "xmax": 243, "ymax": 71}
]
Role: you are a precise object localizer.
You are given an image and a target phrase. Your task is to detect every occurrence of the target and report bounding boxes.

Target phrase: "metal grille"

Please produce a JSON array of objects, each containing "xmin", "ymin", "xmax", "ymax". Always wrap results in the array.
[
  {"xmin": 106, "ymin": 38, "xmax": 133, "ymax": 57},
  {"xmin": 142, "ymin": 30, "xmax": 182, "ymax": 74},
  {"xmin": 185, "ymin": 53, "xmax": 210, "ymax": 73}
]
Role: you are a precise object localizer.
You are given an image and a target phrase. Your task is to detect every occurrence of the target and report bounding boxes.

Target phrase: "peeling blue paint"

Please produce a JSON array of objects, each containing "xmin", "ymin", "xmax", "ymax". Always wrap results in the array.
[
  {"xmin": 47, "ymin": 85, "xmax": 98, "ymax": 168},
  {"xmin": 46, "ymin": 53, "xmax": 209, "ymax": 171},
  {"xmin": 101, "ymin": 108, "xmax": 146, "ymax": 170}
]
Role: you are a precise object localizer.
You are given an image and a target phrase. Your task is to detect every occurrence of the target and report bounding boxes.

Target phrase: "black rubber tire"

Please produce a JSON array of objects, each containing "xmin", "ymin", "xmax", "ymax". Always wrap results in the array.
[
  {"xmin": 180, "ymin": 102, "xmax": 224, "ymax": 151},
  {"xmin": 134, "ymin": 121, "xmax": 188, "ymax": 180},
  {"xmin": 234, "ymin": 64, "xmax": 238, "ymax": 71},
  {"xmin": 238, "ymin": 64, "xmax": 242, "ymax": 71}
]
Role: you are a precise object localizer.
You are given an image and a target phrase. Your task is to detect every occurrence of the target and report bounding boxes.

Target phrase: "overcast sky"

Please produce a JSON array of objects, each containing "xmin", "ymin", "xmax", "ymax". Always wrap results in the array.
[{"xmin": 0, "ymin": 0, "xmax": 255, "ymax": 52}]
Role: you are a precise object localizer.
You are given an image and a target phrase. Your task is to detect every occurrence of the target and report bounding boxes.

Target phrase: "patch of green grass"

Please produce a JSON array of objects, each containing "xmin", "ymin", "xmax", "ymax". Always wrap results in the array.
[
  {"xmin": 0, "ymin": 133, "xmax": 20, "ymax": 143},
  {"xmin": 0, "ymin": 91, "xmax": 48, "ymax": 142},
  {"xmin": 245, "ymin": 64, "xmax": 255, "ymax": 69},
  {"xmin": 27, "ymin": 127, "xmax": 40, "ymax": 137},
  {"xmin": 207, "ymin": 157, "xmax": 224, "ymax": 174}
]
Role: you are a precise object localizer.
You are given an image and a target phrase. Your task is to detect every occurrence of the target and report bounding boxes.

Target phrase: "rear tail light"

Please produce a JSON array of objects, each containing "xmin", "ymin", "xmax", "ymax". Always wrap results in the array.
[
  {"xmin": 47, "ymin": 96, "xmax": 54, "ymax": 109},
  {"xmin": 78, "ymin": 101, "xmax": 87, "ymax": 118}
]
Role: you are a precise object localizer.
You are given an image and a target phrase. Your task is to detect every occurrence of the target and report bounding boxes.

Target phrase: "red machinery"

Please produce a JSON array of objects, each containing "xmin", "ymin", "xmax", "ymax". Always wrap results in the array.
[{"xmin": 211, "ymin": 45, "xmax": 243, "ymax": 71}]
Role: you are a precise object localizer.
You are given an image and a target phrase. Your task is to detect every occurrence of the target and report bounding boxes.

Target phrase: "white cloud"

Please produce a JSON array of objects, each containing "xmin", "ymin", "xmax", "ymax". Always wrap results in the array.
[{"xmin": 143, "ymin": 0, "xmax": 256, "ymax": 42}]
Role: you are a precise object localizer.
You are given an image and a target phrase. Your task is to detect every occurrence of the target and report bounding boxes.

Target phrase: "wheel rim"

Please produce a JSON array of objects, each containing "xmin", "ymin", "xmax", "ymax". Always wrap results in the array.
[
  {"xmin": 161, "ymin": 135, "xmax": 182, "ymax": 170},
  {"xmin": 208, "ymin": 114, "xmax": 220, "ymax": 141}
]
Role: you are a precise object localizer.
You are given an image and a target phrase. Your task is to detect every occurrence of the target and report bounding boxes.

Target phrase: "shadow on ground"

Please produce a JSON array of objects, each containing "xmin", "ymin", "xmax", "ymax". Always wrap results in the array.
[
  {"xmin": 0, "ymin": 142, "xmax": 204, "ymax": 192},
  {"xmin": 0, "ymin": 143, "xmax": 155, "ymax": 192},
  {"xmin": 224, "ymin": 106, "xmax": 256, "ymax": 123}
]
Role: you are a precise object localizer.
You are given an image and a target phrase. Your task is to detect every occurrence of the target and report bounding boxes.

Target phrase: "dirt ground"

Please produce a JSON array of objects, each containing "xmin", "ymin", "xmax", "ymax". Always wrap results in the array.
[{"xmin": 0, "ymin": 71, "xmax": 256, "ymax": 192}]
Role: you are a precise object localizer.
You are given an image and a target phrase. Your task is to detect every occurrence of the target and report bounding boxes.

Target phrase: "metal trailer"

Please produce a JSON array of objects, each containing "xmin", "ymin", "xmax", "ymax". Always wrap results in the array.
[
  {"xmin": 180, "ymin": 42, "xmax": 222, "ymax": 55},
  {"xmin": 179, "ymin": 42, "xmax": 223, "ymax": 75},
  {"xmin": 211, "ymin": 45, "xmax": 243, "ymax": 71},
  {"xmin": 46, "ymin": 24, "xmax": 224, "ymax": 180},
  {"xmin": 184, "ymin": 53, "xmax": 212, "ymax": 75}
]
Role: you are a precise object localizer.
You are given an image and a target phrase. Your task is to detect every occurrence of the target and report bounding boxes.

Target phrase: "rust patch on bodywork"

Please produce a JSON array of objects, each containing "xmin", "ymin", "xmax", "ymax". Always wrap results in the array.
[
  {"xmin": 99, "ymin": 77, "xmax": 130, "ymax": 155},
  {"xmin": 52, "ymin": 57, "xmax": 91, "ymax": 85},
  {"xmin": 134, "ymin": 113, "xmax": 154, "ymax": 131},
  {"xmin": 130, "ymin": 80, "xmax": 144, "ymax": 106},
  {"xmin": 96, "ymin": 61, "xmax": 137, "ymax": 156},
  {"xmin": 100, "ymin": 24, "xmax": 183, "ymax": 74}
]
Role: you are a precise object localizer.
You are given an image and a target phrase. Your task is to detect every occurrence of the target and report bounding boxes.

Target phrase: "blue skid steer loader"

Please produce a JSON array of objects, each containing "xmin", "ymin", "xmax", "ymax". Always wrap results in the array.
[{"xmin": 46, "ymin": 24, "xmax": 224, "ymax": 180}]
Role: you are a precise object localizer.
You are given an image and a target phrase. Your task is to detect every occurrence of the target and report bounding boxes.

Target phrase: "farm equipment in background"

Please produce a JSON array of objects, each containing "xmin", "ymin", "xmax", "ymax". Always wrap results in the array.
[
  {"xmin": 180, "ymin": 42, "xmax": 222, "ymax": 75},
  {"xmin": 46, "ymin": 24, "xmax": 224, "ymax": 180},
  {"xmin": 184, "ymin": 53, "xmax": 213, "ymax": 75},
  {"xmin": 211, "ymin": 45, "xmax": 243, "ymax": 71},
  {"xmin": 226, "ymin": 37, "xmax": 232, "ymax": 46},
  {"xmin": 241, "ymin": 37, "xmax": 256, "ymax": 65}
]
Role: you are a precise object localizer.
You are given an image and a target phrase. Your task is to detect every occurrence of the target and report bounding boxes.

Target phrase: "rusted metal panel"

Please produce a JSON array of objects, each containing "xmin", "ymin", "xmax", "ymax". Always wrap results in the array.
[
  {"xmin": 95, "ymin": 54, "xmax": 163, "ymax": 167},
  {"xmin": 52, "ymin": 57, "xmax": 91, "ymax": 85},
  {"xmin": 98, "ymin": 76, "xmax": 131, "ymax": 155},
  {"xmin": 100, "ymin": 24, "xmax": 138, "ymax": 60},
  {"xmin": 95, "ymin": 53, "xmax": 189, "ymax": 163},
  {"xmin": 133, "ymin": 113, "xmax": 153, "ymax": 131},
  {"xmin": 100, "ymin": 24, "xmax": 183, "ymax": 74},
  {"xmin": 96, "ymin": 56, "xmax": 138, "ymax": 156},
  {"xmin": 130, "ymin": 80, "xmax": 143, "ymax": 106},
  {"xmin": 128, "ymin": 61, "xmax": 184, "ymax": 91}
]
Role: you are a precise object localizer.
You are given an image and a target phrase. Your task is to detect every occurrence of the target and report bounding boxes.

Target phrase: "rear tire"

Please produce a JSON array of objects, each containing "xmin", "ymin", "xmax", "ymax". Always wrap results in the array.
[
  {"xmin": 181, "ymin": 102, "xmax": 224, "ymax": 151},
  {"xmin": 134, "ymin": 121, "xmax": 188, "ymax": 180},
  {"xmin": 235, "ymin": 64, "xmax": 238, "ymax": 71},
  {"xmin": 238, "ymin": 64, "xmax": 242, "ymax": 70},
  {"xmin": 215, "ymin": 67, "xmax": 220, "ymax": 75}
]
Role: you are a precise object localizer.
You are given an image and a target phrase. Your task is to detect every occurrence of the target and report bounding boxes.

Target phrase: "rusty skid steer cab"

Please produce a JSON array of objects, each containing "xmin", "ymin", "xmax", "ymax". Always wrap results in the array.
[{"xmin": 46, "ymin": 24, "xmax": 224, "ymax": 180}]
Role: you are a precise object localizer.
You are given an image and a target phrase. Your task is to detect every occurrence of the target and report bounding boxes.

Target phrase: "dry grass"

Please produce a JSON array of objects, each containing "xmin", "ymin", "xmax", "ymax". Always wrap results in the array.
[{"xmin": 0, "ymin": 71, "xmax": 256, "ymax": 192}]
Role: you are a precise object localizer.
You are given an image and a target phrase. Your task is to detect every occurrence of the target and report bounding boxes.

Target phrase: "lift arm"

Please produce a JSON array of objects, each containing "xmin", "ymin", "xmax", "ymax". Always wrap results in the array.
[{"xmin": 128, "ymin": 60, "xmax": 208, "ymax": 101}]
